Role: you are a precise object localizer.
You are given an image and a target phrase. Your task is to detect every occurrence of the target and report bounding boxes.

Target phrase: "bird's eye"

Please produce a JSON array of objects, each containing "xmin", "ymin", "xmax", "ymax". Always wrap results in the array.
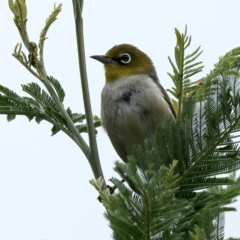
[{"xmin": 119, "ymin": 53, "xmax": 131, "ymax": 64}]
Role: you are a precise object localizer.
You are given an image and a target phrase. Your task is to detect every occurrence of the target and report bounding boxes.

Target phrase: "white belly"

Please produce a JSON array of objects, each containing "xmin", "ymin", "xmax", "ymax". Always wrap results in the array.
[{"xmin": 101, "ymin": 74, "xmax": 172, "ymax": 162}]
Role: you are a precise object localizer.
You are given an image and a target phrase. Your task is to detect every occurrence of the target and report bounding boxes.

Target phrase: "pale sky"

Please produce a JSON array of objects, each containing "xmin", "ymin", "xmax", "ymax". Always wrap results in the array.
[{"xmin": 1, "ymin": 1, "xmax": 240, "ymax": 239}]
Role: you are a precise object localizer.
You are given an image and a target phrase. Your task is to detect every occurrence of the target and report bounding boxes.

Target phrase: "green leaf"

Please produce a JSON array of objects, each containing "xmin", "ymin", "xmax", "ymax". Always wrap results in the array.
[
  {"xmin": 22, "ymin": 82, "xmax": 61, "ymax": 115},
  {"xmin": 91, "ymin": 159, "xmax": 192, "ymax": 239},
  {"xmin": 93, "ymin": 119, "xmax": 101, "ymax": 128},
  {"xmin": 0, "ymin": 85, "xmax": 21, "ymax": 100},
  {"xmin": 179, "ymin": 177, "xmax": 235, "ymax": 192},
  {"xmin": 35, "ymin": 116, "xmax": 43, "ymax": 124},
  {"xmin": 25, "ymin": 113, "xmax": 34, "ymax": 121},
  {"xmin": 189, "ymin": 225, "xmax": 208, "ymax": 240},
  {"xmin": 22, "ymin": 97, "xmax": 43, "ymax": 112},
  {"xmin": 72, "ymin": 113, "xmax": 85, "ymax": 123},
  {"xmin": 8, "ymin": 0, "xmax": 27, "ymax": 22},
  {"xmin": 76, "ymin": 124, "xmax": 88, "ymax": 133},
  {"xmin": 0, "ymin": 95, "xmax": 18, "ymax": 107},
  {"xmin": 22, "ymin": 82, "xmax": 44, "ymax": 105},
  {"xmin": 39, "ymin": 4, "xmax": 63, "ymax": 48},
  {"xmin": 7, "ymin": 114, "xmax": 16, "ymax": 122},
  {"xmin": 51, "ymin": 124, "xmax": 60, "ymax": 136},
  {"xmin": 167, "ymin": 26, "xmax": 203, "ymax": 116},
  {"xmin": 48, "ymin": 76, "xmax": 65, "ymax": 102}
]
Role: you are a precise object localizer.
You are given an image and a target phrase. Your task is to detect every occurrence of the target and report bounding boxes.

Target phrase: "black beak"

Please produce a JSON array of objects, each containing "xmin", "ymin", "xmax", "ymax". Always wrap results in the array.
[{"xmin": 90, "ymin": 55, "xmax": 113, "ymax": 64}]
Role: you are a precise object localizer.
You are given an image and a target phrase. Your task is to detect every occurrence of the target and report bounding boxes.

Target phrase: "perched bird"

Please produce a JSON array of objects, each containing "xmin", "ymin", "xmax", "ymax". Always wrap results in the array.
[{"xmin": 91, "ymin": 44, "xmax": 176, "ymax": 162}]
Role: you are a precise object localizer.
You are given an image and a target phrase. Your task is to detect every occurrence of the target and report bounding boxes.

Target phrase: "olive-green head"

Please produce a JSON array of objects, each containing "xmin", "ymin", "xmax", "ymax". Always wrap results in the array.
[{"xmin": 91, "ymin": 44, "xmax": 155, "ymax": 83}]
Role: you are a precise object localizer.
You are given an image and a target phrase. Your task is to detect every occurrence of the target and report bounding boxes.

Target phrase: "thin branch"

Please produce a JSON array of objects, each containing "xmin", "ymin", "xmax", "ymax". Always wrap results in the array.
[
  {"xmin": 8, "ymin": 1, "xmax": 104, "ymax": 181},
  {"xmin": 72, "ymin": 0, "xmax": 105, "ymax": 185}
]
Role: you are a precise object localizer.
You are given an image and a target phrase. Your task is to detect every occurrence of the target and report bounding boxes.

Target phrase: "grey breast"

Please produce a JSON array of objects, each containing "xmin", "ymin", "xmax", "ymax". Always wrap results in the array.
[{"xmin": 101, "ymin": 75, "xmax": 172, "ymax": 162}]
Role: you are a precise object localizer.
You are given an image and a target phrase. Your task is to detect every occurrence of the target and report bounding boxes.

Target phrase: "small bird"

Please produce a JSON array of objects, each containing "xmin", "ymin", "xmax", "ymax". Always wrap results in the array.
[{"xmin": 91, "ymin": 44, "xmax": 176, "ymax": 162}]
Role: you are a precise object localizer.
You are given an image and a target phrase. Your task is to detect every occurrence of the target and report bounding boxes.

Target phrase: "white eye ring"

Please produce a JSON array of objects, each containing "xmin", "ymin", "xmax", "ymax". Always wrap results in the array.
[{"xmin": 119, "ymin": 53, "xmax": 131, "ymax": 64}]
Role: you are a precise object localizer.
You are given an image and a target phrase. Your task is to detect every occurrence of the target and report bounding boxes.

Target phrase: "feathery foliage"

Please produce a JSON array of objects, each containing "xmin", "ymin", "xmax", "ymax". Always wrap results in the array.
[
  {"xmin": 91, "ymin": 159, "xmax": 192, "ymax": 240},
  {"xmin": 7, "ymin": 0, "xmax": 105, "ymax": 181},
  {"xmin": 39, "ymin": 3, "xmax": 63, "ymax": 50},
  {"xmin": 92, "ymin": 27, "xmax": 240, "ymax": 239},
  {"xmin": 167, "ymin": 26, "xmax": 204, "ymax": 116},
  {"xmin": 188, "ymin": 225, "xmax": 208, "ymax": 240},
  {"xmin": 4, "ymin": 2, "xmax": 101, "ymax": 141},
  {"xmin": 0, "ymin": 79, "xmax": 100, "ymax": 136}
]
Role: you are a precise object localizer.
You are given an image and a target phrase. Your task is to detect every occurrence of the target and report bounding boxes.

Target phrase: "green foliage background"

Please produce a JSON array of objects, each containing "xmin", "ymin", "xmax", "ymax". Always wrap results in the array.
[{"xmin": 91, "ymin": 28, "xmax": 240, "ymax": 239}]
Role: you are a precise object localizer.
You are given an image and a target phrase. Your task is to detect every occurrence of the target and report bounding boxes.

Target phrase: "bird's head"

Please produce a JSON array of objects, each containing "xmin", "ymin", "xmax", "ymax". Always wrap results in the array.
[{"xmin": 91, "ymin": 44, "xmax": 155, "ymax": 83}]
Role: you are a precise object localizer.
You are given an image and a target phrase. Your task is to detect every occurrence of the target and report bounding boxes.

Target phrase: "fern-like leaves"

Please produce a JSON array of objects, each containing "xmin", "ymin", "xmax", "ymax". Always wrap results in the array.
[
  {"xmin": 91, "ymin": 158, "xmax": 192, "ymax": 240},
  {"xmin": 91, "ymin": 27, "xmax": 240, "ymax": 239},
  {"xmin": 167, "ymin": 26, "xmax": 204, "ymax": 116},
  {"xmin": 0, "ymin": 76, "xmax": 101, "ymax": 136}
]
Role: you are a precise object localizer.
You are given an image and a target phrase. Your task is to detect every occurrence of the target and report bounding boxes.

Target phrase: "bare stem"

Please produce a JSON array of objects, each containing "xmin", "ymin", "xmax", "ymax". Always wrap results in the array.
[
  {"xmin": 39, "ymin": 67, "xmax": 91, "ymax": 158},
  {"xmin": 72, "ymin": 0, "xmax": 105, "ymax": 185}
]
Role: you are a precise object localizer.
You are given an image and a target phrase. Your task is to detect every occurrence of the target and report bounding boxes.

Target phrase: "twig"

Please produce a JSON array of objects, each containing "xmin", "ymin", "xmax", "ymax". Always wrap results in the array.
[{"xmin": 72, "ymin": 0, "xmax": 105, "ymax": 185}]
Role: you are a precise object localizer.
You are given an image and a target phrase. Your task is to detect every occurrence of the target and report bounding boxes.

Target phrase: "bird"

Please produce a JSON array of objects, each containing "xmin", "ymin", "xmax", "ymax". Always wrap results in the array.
[{"xmin": 91, "ymin": 44, "xmax": 176, "ymax": 163}]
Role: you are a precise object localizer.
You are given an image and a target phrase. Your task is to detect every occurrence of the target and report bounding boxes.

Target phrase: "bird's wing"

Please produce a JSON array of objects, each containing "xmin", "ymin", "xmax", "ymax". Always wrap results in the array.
[
  {"xmin": 157, "ymin": 82, "xmax": 176, "ymax": 118},
  {"xmin": 149, "ymin": 70, "xmax": 176, "ymax": 118}
]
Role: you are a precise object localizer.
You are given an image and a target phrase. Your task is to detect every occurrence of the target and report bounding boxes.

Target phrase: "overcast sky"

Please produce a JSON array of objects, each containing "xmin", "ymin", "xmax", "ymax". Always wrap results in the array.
[{"xmin": 1, "ymin": 1, "xmax": 240, "ymax": 239}]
